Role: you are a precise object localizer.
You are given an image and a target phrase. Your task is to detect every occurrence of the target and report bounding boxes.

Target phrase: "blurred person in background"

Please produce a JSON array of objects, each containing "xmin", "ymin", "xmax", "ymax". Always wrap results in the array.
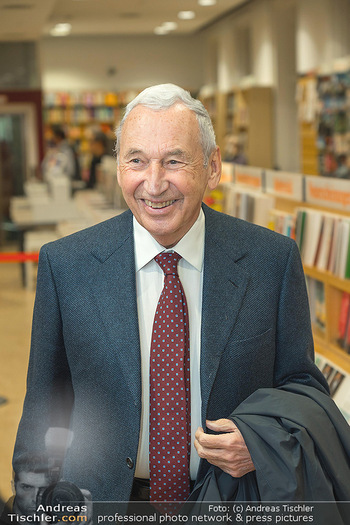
[
  {"xmin": 222, "ymin": 134, "xmax": 247, "ymax": 165},
  {"xmin": 86, "ymin": 131, "xmax": 109, "ymax": 189},
  {"xmin": 42, "ymin": 125, "xmax": 80, "ymax": 182}
]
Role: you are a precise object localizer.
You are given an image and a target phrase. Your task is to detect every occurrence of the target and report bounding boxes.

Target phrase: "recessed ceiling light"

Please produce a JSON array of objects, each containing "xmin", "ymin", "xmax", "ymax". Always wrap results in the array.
[
  {"xmin": 154, "ymin": 26, "xmax": 169, "ymax": 35},
  {"xmin": 198, "ymin": 0, "xmax": 217, "ymax": 6},
  {"xmin": 50, "ymin": 23, "xmax": 72, "ymax": 37},
  {"xmin": 178, "ymin": 11, "xmax": 196, "ymax": 20},
  {"xmin": 162, "ymin": 21, "xmax": 178, "ymax": 31}
]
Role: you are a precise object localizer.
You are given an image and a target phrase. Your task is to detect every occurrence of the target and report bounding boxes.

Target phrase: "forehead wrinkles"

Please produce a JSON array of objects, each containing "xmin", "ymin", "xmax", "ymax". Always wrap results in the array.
[{"xmin": 120, "ymin": 105, "xmax": 201, "ymax": 156}]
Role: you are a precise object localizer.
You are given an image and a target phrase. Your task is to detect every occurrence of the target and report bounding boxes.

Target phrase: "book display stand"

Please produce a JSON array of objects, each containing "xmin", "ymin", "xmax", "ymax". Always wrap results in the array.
[{"xmin": 214, "ymin": 165, "xmax": 350, "ymax": 423}]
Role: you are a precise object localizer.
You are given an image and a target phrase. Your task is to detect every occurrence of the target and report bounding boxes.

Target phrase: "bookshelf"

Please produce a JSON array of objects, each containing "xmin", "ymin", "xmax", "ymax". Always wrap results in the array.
[
  {"xmin": 201, "ymin": 87, "xmax": 273, "ymax": 168},
  {"xmin": 217, "ymin": 167, "xmax": 350, "ymax": 421},
  {"xmin": 297, "ymin": 66, "xmax": 350, "ymax": 178},
  {"xmin": 43, "ymin": 90, "xmax": 130, "ymax": 175},
  {"xmin": 219, "ymin": 166, "xmax": 350, "ymax": 377},
  {"xmin": 304, "ymin": 265, "xmax": 350, "ymax": 373},
  {"xmin": 199, "ymin": 92, "xmax": 224, "ymax": 151},
  {"xmin": 316, "ymin": 70, "xmax": 350, "ymax": 178},
  {"xmin": 269, "ymin": 205, "xmax": 350, "ymax": 374},
  {"xmin": 297, "ymin": 75, "xmax": 319, "ymax": 176},
  {"xmin": 223, "ymin": 87, "xmax": 273, "ymax": 168},
  {"xmin": 270, "ymin": 203, "xmax": 350, "ymax": 375}
]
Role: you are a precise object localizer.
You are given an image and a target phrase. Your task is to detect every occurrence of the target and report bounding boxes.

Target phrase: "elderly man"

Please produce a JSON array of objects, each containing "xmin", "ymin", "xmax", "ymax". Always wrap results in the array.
[{"xmin": 14, "ymin": 84, "xmax": 347, "ymax": 505}]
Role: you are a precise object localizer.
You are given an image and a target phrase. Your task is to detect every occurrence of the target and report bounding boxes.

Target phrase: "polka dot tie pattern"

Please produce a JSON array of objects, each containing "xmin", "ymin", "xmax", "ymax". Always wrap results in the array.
[{"xmin": 149, "ymin": 252, "xmax": 191, "ymax": 503}]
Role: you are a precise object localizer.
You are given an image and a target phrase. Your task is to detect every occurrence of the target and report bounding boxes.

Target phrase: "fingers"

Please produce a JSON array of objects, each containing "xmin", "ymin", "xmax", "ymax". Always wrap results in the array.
[
  {"xmin": 194, "ymin": 425, "xmax": 245, "ymax": 458},
  {"xmin": 194, "ymin": 419, "xmax": 238, "ymax": 449},
  {"xmin": 194, "ymin": 419, "xmax": 255, "ymax": 478},
  {"xmin": 206, "ymin": 418, "xmax": 237, "ymax": 433}
]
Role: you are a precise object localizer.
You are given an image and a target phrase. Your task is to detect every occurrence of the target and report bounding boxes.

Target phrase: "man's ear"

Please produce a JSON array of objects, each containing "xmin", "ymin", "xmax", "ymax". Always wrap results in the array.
[{"xmin": 207, "ymin": 146, "xmax": 222, "ymax": 191}]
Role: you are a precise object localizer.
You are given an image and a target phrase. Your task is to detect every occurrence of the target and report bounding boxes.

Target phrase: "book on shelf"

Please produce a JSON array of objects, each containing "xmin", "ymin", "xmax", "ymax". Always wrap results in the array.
[
  {"xmin": 299, "ymin": 209, "xmax": 324, "ymax": 267},
  {"xmin": 268, "ymin": 210, "xmax": 296, "ymax": 239},
  {"xmin": 315, "ymin": 353, "xmax": 350, "ymax": 418},
  {"xmin": 223, "ymin": 184, "xmax": 275, "ymax": 228},
  {"xmin": 44, "ymin": 90, "xmax": 125, "ymax": 108},
  {"xmin": 295, "ymin": 209, "xmax": 307, "ymax": 251},
  {"xmin": 320, "ymin": 361, "xmax": 346, "ymax": 398},
  {"xmin": 315, "ymin": 215, "xmax": 334, "ymax": 271},
  {"xmin": 328, "ymin": 218, "xmax": 340, "ymax": 275},
  {"xmin": 315, "ymin": 353, "xmax": 350, "ymax": 423},
  {"xmin": 295, "ymin": 208, "xmax": 350, "ymax": 280},
  {"xmin": 335, "ymin": 220, "xmax": 350, "ymax": 279},
  {"xmin": 306, "ymin": 277, "xmax": 326, "ymax": 334},
  {"xmin": 345, "ymin": 228, "xmax": 350, "ymax": 280},
  {"xmin": 338, "ymin": 292, "xmax": 350, "ymax": 352}
]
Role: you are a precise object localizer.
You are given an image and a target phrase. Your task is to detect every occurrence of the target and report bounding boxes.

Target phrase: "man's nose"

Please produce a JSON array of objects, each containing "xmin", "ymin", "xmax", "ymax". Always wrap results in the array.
[{"xmin": 144, "ymin": 160, "xmax": 168, "ymax": 195}]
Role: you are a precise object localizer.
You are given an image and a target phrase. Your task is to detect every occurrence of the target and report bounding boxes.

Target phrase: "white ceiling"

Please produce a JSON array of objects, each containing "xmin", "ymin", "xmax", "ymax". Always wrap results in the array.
[{"xmin": 0, "ymin": 0, "xmax": 249, "ymax": 41}]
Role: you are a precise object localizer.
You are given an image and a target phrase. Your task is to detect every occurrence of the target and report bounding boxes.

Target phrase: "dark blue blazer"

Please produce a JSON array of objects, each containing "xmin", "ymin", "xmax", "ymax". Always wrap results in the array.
[{"xmin": 14, "ymin": 204, "xmax": 327, "ymax": 501}]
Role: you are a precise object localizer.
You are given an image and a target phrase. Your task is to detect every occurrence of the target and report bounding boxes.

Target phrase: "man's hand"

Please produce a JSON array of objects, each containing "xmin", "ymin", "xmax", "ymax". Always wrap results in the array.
[{"xmin": 194, "ymin": 419, "xmax": 255, "ymax": 478}]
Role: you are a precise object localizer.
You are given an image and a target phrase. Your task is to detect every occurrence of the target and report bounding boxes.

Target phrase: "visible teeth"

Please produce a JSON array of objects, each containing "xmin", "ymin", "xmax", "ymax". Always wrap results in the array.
[{"xmin": 144, "ymin": 199, "xmax": 175, "ymax": 209}]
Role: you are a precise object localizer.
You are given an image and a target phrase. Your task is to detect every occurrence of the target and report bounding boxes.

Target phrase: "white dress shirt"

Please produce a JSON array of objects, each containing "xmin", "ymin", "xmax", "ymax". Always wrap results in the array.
[{"xmin": 133, "ymin": 209, "xmax": 205, "ymax": 480}]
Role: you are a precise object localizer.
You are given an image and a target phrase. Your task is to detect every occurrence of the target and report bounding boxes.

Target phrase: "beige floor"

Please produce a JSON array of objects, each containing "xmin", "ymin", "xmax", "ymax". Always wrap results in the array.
[{"xmin": 0, "ymin": 259, "xmax": 35, "ymax": 502}]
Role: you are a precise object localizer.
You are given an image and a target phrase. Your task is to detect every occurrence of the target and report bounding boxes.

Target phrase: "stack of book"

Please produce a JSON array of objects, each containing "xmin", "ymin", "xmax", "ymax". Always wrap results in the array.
[
  {"xmin": 223, "ymin": 184, "xmax": 275, "ymax": 228},
  {"xmin": 296, "ymin": 208, "xmax": 350, "ymax": 279},
  {"xmin": 268, "ymin": 210, "xmax": 296, "ymax": 239}
]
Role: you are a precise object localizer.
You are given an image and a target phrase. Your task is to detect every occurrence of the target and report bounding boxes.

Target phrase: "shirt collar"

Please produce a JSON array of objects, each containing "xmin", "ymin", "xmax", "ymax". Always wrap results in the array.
[{"xmin": 133, "ymin": 208, "xmax": 205, "ymax": 272}]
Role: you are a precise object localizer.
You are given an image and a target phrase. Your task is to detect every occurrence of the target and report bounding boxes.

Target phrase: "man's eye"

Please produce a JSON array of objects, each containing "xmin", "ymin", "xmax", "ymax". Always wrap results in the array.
[
  {"xmin": 166, "ymin": 160, "xmax": 184, "ymax": 168},
  {"xmin": 130, "ymin": 158, "xmax": 141, "ymax": 164}
]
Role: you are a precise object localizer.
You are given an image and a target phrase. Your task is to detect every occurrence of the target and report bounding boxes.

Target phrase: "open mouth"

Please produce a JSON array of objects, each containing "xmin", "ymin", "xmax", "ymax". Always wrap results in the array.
[{"xmin": 144, "ymin": 199, "xmax": 176, "ymax": 209}]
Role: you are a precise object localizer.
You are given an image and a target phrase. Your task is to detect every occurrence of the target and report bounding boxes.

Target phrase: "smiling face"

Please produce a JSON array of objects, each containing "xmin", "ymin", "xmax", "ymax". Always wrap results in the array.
[{"xmin": 117, "ymin": 104, "xmax": 221, "ymax": 248}]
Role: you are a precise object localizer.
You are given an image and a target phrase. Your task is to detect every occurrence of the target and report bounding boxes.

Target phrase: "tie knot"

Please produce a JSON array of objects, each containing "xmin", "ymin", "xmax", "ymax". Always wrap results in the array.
[{"xmin": 155, "ymin": 252, "xmax": 182, "ymax": 276}]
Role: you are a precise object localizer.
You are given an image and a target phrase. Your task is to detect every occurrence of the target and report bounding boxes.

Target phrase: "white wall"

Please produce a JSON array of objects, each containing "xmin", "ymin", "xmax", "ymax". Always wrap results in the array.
[
  {"xmin": 296, "ymin": 0, "xmax": 350, "ymax": 73},
  {"xmin": 40, "ymin": 34, "xmax": 205, "ymax": 92},
  {"xmin": 201, "ymin": 0, "xmax": 275, "ymax": 90},
  {"xmin": 272, "ymin": 0, "xmax": 299, "ymax": 171}
]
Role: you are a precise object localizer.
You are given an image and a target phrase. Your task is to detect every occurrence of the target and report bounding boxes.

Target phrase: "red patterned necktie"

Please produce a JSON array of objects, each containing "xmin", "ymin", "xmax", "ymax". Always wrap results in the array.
[{"xmin": 149, "ymin": 252, "xmax": 191, "ymax": 502}]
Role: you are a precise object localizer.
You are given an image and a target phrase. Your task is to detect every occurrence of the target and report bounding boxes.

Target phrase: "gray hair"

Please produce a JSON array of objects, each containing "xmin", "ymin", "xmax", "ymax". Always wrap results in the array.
[{"xmin": 115, "ymin": 83, "xmax": 216, "ymax": 167}]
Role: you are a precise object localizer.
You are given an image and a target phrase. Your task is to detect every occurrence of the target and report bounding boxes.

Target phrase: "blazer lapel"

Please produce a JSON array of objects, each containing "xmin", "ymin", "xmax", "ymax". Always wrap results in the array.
[
  {"xmin": 89, "ymin": 211, "xmax": 141, "ymax": 407},
  {"xmin": 200, "ymin": 206, "xmax": 250, "ymax": 423},
  {"xmin": 83, "ymin": 206, "xmax": 250, "ymax": 420}
]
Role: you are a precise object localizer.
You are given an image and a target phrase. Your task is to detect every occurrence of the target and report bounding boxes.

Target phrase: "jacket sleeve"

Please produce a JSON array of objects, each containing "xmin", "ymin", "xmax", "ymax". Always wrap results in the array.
[
  {"xmin": 13, "ymin": 244, "xmax": 74, "ymax": 464},
  {"xmin": 272, "ymin": 239, "xmax": 329, "ymax": 392}
]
